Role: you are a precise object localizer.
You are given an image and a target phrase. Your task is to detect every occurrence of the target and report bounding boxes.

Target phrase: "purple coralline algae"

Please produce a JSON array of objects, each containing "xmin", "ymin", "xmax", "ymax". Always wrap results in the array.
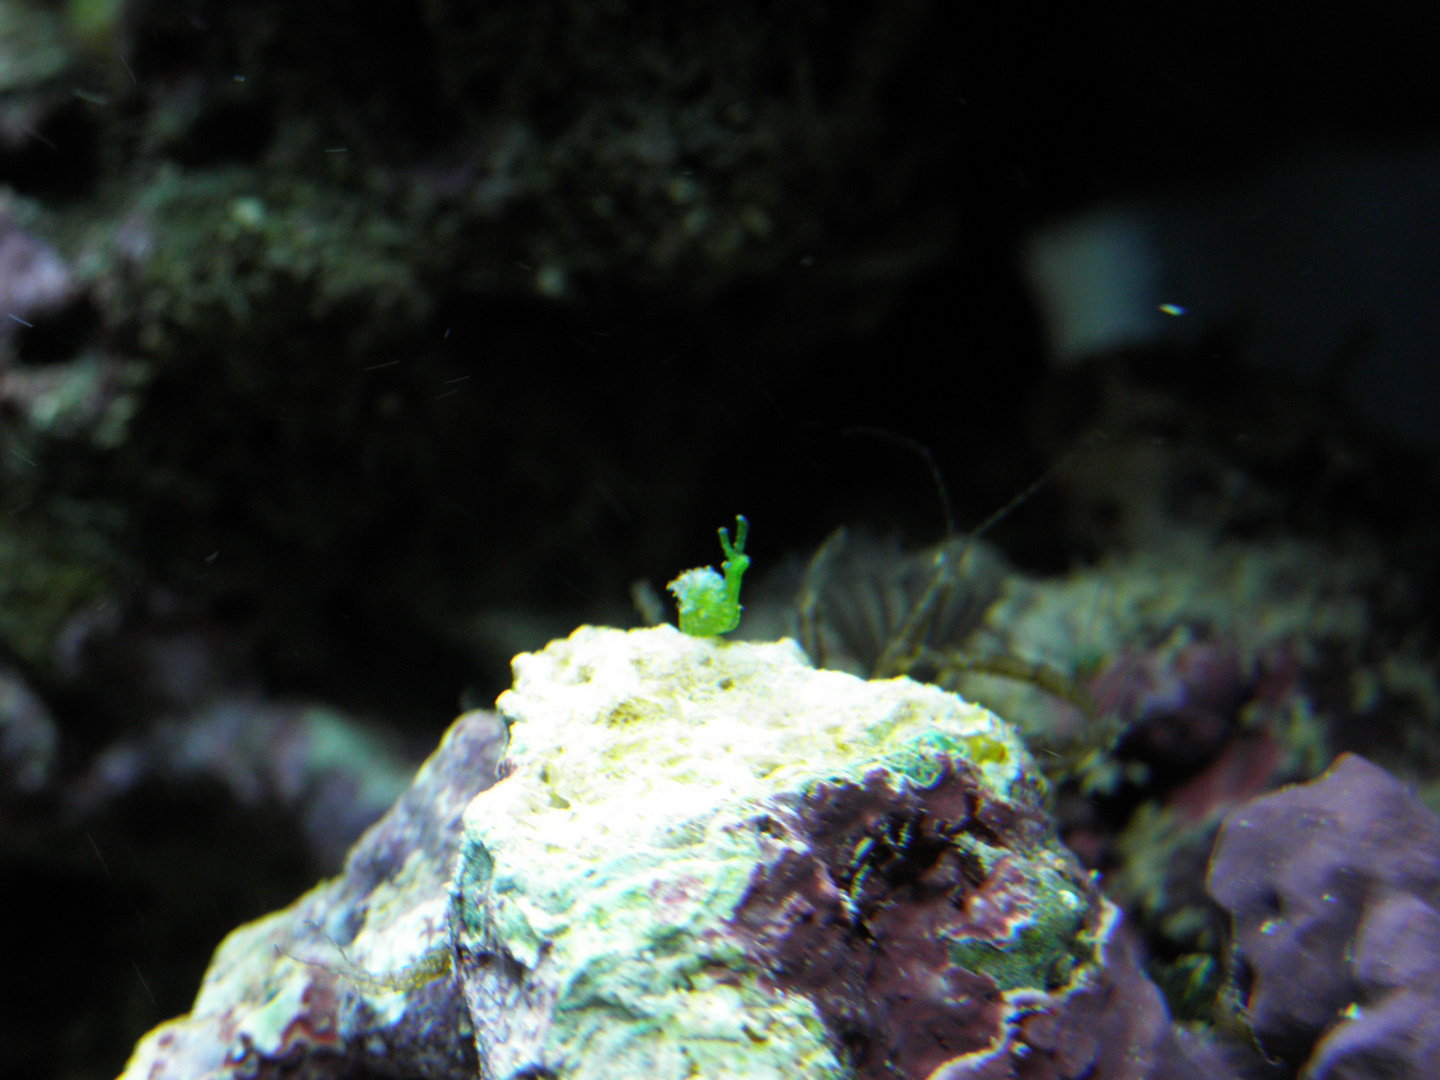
[
  {"xmin": 1208, "ymin": 752, "xmax": 1440, "ymax": 1079},
  {"xmin": 0, "ymin": 204, "xmax": 73, "ymax": 327},
  {"xmin": 725, "ymin": 778, "xmax": 1210, "ymax": 1080},
  {"xmin": 0, "ymin": 664, "xmax": 57, "ymax": 796},
  {"xmin": 116, "ymin": 709, "xmax": 508, "ymax": 1080}
]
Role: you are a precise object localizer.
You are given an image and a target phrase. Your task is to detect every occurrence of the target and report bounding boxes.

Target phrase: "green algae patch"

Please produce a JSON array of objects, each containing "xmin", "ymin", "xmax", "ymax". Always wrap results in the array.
[{"xmin": 944, "ymin": 862, "xmax": 1092, "ymax": 992}]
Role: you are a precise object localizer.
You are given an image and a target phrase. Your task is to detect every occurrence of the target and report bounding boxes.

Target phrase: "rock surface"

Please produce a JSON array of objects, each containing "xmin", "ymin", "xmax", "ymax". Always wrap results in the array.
[
  {"xmin": 116, "ymin": 709, "xmax": 507, "ymax": 1080},
  {"xmin": 121, "ymin": 627, "xmax": 1213, "ymax": 1079},
  {"xmin": 1208, "ymin": 752, "xmax": 1440, "ymax": 1080},
  {"xmin": 453, "ymin": 626, "xmax": 1210, "ymax": 1079}
]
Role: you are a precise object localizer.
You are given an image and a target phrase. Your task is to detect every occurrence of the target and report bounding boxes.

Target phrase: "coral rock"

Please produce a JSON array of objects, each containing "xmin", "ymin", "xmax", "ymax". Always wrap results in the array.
[
  {"xmin": 116, "ymin": 709, "xmax": 508, "ymax": 1080},
  {"xmin": 0, "ymin": 208, "xmax": 72, "ymax": 322},
  {"xmin": 121, "ymin": 628, "xmax": 1213, "ymax": 1080},
  {"xmin": 454, "ymin": 626, "xmax": 1205, "ymax": 1079},
  {"xmin": 1208, "ymin": 752, "xmax": 1440, "ymax": 1079}
]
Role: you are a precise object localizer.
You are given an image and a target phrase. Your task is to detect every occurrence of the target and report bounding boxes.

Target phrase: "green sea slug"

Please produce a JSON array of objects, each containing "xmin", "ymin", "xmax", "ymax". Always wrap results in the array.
[{"xmin": 667, "ymin": 515, "xmax": 750, "ymax": 636}]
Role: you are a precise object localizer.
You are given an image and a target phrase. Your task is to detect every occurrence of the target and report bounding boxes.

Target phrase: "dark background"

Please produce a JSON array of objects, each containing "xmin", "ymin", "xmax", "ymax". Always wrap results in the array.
[{"xmin": 1, "ymin": 1, "xmax": 1439, "ymax": 1076}]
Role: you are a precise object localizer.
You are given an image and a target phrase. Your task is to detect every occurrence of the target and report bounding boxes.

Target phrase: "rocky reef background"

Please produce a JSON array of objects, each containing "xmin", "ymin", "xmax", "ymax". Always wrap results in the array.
[{"xmin": 1, "ymin": 0, "xmax": 1439, "ymax": 1077}]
